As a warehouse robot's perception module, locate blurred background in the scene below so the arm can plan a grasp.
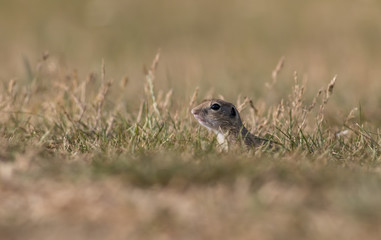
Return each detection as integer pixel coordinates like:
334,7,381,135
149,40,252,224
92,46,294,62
1,0,380,121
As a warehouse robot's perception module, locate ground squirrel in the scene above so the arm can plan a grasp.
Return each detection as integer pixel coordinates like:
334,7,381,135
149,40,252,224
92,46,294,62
191,99,272,150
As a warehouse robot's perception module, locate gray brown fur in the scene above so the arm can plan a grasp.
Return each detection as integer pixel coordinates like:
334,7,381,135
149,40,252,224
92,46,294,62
191,99,270,149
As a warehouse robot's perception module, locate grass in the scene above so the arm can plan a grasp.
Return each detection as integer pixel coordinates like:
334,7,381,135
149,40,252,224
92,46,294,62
1,1,381,239
0,51,380,240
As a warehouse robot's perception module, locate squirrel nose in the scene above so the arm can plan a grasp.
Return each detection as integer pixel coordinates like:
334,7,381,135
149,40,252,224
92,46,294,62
191,108,198,115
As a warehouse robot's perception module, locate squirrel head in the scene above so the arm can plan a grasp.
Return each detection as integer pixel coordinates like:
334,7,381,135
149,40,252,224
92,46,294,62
191,99,243,133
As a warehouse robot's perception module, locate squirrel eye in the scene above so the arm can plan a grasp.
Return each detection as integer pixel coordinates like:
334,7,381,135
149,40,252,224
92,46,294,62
210,103,221,110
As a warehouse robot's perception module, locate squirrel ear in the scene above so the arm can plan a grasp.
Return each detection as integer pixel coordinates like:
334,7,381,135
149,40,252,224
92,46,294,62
230,107,236,117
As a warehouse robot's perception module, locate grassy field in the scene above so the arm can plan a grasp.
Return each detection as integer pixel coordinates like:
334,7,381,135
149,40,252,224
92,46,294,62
1,1,381,239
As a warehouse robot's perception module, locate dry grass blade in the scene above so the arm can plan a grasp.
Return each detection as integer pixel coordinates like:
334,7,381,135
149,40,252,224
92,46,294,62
151,49,161,72
162,89,173,110
95,61,113,129
318,75,338,123
188,87,199,110
266,56,285,88
101,59,106,85
237,97,258,115
145,50,161,119
325,75,337,104
345,107,358,124
237,96,250,112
